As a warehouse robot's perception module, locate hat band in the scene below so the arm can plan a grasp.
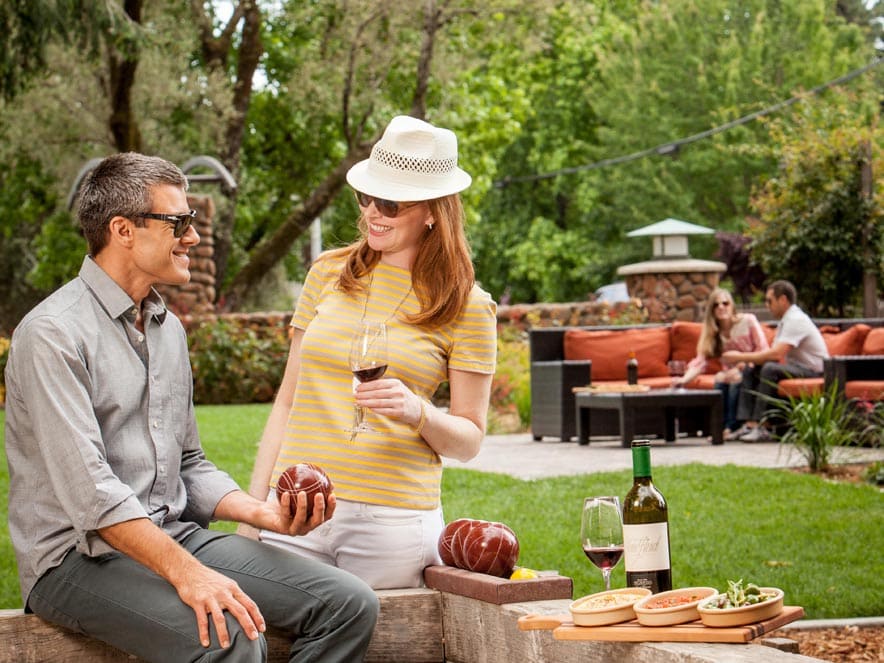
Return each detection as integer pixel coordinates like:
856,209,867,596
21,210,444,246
372,146,458,176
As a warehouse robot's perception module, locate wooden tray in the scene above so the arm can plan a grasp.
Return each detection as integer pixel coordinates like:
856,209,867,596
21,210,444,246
572,384,651,394
518,605,804,643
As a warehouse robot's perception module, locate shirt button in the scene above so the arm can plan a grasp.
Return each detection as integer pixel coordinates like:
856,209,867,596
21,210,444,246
153,421,159,428
131,308,138,316
137,335,144,343
158,465,166,474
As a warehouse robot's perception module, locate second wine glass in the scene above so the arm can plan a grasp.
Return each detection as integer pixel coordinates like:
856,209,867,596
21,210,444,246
348,320,389,439
580,496,624,591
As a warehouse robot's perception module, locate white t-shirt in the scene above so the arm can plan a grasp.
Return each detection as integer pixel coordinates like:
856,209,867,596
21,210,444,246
774,305,829,373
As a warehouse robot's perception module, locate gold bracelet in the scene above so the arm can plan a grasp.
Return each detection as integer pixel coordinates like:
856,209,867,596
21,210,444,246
415,399,428,435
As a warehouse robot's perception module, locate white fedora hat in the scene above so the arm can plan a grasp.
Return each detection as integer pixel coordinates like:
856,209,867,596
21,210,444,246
346,115,472,202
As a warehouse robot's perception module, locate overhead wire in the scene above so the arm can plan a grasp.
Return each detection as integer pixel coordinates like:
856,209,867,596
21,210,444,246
493,56,883,188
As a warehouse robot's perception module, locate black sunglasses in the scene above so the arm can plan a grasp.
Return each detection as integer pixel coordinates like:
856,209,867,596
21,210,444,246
353,191,419,218
137,209,197,238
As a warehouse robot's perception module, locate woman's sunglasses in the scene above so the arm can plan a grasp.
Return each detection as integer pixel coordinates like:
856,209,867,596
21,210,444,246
353,191,419,218
138,209,197,238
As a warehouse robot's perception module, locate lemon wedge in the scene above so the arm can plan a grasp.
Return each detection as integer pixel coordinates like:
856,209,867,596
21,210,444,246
510,567,538,580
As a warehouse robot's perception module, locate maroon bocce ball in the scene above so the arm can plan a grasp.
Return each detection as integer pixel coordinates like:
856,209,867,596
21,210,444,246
449,519,488,569
438,518,474,566
276,463,334,519
459,522,520,578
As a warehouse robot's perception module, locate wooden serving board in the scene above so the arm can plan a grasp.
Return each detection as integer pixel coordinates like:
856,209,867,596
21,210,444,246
572,384,651,394
518,606,804,643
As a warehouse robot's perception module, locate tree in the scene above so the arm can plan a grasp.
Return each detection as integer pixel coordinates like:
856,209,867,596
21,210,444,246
218,0,536,309
748,90,882,316
472,0,877,303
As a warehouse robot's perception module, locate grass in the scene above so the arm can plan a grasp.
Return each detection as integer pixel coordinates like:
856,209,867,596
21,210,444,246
2,405,882,619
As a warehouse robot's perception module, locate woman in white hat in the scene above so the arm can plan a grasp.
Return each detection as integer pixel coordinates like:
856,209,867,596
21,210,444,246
243,116,498,588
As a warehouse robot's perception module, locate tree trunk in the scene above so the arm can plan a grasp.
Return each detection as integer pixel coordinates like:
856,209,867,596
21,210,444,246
197,1,264,296
108,0,144,153
859,139,878,317
219,149,370,311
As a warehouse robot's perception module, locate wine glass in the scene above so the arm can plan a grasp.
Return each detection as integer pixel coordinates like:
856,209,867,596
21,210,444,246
580,496,624,591
348,320,388,439
668,360,687,389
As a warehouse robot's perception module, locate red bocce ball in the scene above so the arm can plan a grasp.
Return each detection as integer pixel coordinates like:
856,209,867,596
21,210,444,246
276,463,334,519
438,518,520,578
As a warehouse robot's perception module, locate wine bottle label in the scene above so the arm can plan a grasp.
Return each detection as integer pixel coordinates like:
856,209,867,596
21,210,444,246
623,522,670,571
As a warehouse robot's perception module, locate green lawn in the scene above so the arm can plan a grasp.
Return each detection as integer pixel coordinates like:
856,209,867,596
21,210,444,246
2,405,882,619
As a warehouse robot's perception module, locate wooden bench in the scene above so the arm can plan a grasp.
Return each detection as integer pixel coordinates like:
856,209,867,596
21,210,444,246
0,588,443,663
0,567,816,662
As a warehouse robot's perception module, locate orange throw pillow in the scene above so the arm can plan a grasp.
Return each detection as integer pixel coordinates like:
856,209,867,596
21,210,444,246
862,327,884,355
821,324,870,357
670,321,701,362
564,327,671,380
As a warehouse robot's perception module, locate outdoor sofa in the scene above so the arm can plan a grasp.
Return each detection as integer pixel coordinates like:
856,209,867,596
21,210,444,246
529,319,884,442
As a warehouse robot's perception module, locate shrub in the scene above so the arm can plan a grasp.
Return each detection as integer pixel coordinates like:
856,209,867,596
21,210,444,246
765,381,855,472
188,317,290,404
489,326,530,433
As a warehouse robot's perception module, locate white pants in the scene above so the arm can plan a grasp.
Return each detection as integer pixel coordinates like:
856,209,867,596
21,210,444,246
260,498,444,589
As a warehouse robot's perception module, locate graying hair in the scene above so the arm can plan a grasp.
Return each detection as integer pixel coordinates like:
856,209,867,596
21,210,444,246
76,152,187,255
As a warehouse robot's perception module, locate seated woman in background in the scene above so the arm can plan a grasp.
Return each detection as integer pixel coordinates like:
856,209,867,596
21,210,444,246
674,288,769,440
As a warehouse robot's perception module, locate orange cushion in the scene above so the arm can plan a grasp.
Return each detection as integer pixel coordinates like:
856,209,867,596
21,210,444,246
669,321,722,374
778,378,824,398
821,324,871,357
670,321,701,362
564,327,671,380
862,328,884,355
845,381,884,400
687,374,716,390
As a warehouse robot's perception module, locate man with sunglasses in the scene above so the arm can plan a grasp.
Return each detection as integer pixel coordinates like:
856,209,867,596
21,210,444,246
722,280,828,442
4,152,378,662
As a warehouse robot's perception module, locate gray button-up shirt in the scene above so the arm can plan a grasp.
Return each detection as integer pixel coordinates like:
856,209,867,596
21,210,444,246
4,257,239,603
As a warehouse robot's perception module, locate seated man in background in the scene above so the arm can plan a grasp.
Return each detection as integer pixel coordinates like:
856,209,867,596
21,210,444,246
4,152,378,662
722,280,828,442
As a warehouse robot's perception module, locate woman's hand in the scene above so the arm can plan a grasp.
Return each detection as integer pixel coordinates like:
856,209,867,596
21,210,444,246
354,378,423,427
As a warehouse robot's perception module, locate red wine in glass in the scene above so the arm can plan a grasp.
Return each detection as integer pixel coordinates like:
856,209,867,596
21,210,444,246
348,321,388,438
353,365,388,383
580,496,624,591
583,545,625,571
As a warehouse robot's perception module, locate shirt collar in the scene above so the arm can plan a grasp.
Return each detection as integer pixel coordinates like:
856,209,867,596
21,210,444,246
78,256,168,324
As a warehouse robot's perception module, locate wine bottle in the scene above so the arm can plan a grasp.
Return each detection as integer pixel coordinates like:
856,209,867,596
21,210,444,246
623,439,672,593
626,351,638,385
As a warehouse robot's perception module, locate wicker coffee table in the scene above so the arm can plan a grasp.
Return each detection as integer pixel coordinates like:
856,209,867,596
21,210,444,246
574,388,724,446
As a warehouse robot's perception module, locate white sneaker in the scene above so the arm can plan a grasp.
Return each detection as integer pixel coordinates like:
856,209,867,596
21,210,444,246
740,426,771,443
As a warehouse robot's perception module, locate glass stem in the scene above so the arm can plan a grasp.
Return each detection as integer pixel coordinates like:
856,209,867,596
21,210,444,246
350,404,364,441
602,568,612,591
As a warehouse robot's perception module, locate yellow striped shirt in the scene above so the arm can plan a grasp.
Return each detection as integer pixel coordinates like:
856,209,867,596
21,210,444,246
272,255,497,510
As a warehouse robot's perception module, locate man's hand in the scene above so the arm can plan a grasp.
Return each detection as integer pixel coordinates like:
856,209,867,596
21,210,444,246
98,518,265,649
260,490,337,536
174,561,265,648
217,489,336,539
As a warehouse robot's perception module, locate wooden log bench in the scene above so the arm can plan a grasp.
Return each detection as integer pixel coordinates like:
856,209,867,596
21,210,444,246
0,566,819,662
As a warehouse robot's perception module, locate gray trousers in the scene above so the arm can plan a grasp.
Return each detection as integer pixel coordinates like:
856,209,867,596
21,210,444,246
28,528,379,663
737,361,822,423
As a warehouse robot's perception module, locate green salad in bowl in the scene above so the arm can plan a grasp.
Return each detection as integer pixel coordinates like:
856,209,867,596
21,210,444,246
702,579,778,609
